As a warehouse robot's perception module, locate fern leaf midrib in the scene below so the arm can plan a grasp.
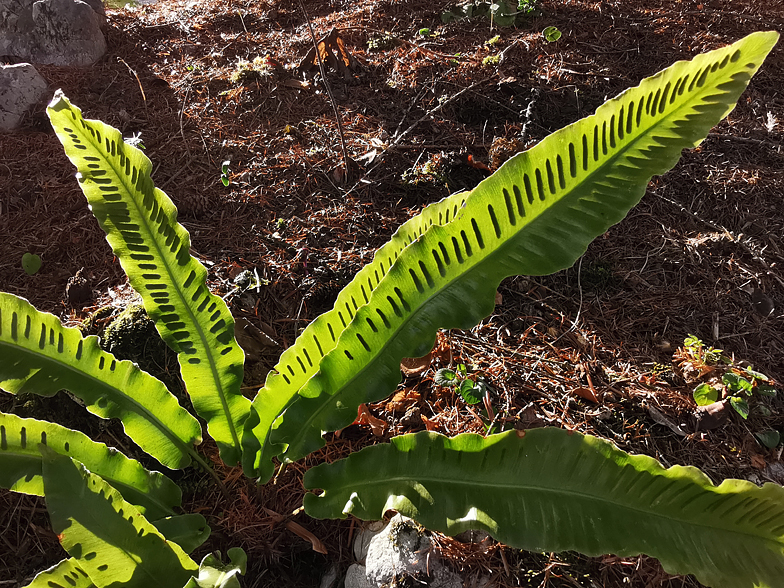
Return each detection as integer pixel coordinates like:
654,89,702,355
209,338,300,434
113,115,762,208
88,129,242,453
0,339,197,463
324,473,780,543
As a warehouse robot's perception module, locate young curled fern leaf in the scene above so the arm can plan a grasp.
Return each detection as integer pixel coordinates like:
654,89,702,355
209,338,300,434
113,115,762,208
0,293,201,470
241,190,469,480
304,428,784,588
47,94,250,465
268,31,779,465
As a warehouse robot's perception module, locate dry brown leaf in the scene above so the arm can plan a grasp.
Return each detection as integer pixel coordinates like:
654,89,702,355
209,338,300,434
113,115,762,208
285,520,328,554
401,352,432,377
355,404,387,436
421,414,439,431
571,386,599,403
281,78,311,89
692,399,729,431
262,508,327,554
751,453,767,470
387,389,420,412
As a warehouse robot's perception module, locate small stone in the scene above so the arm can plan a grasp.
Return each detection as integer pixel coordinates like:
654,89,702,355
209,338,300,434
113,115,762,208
362,514,462,588
344,564,374,588
353,521,385,562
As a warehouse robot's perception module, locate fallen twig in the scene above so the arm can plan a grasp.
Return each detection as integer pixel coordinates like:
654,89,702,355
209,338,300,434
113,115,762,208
297,0,351,180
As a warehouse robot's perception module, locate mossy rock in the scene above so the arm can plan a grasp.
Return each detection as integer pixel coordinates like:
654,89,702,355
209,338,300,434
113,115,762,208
100,304,187,405
79,305,115,337
102,303,160,357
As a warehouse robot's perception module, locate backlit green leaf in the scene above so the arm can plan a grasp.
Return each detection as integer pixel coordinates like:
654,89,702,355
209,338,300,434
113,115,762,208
0,293,201,469
21,559,95,588
0,413,183,520
543,26,561,42
304,428,784,588
42,447,198,588
266,32,779,467
47,94,250,465
693,382,719,406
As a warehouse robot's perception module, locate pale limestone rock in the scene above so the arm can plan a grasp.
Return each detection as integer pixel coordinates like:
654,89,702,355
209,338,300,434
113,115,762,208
0,62,47,131
345,514,462,588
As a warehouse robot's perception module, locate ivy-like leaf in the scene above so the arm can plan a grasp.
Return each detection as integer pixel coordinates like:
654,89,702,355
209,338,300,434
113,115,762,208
730,396,750,419
693,382,719,406
724,372,753,395
434,368,457,386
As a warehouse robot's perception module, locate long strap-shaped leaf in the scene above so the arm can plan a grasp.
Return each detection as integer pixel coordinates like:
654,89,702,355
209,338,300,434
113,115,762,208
267,32,779,465
241,190,468,480
0,415,209,553
47,94,249,465
0,293,201,469
22,559,95,588
0,412,181,520
304,428,784,588
42,447,198,588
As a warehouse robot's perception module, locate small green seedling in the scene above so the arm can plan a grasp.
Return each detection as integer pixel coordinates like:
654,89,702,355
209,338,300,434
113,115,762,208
486,35,501,45
434,363,491,405
418,28,432,37
21,253,42,276
517,0,539,15
543,26,562,42
221,160,231,187
441,0,517,27
681,335,778,428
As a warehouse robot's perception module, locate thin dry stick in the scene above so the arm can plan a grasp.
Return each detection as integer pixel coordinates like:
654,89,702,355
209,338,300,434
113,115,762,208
297,0,350,178
117,58,146,104
346,76,495,195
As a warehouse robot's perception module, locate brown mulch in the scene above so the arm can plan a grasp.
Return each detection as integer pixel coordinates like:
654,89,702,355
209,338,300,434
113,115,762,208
2,0,784,586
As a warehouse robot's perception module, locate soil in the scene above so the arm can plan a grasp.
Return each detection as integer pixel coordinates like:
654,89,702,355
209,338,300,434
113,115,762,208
2,0,784,587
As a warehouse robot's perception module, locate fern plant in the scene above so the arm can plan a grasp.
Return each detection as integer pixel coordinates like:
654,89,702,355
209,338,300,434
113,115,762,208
1,31,783,588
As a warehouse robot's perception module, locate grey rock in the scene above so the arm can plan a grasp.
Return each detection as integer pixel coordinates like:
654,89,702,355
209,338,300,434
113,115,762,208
353,521,386,562
350,514,462,588
319,563,339,588
0,0,106,66
0,62,47,130
344,564,374,588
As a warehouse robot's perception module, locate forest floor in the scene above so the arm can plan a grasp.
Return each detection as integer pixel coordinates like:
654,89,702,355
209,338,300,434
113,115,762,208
2,0,784,586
